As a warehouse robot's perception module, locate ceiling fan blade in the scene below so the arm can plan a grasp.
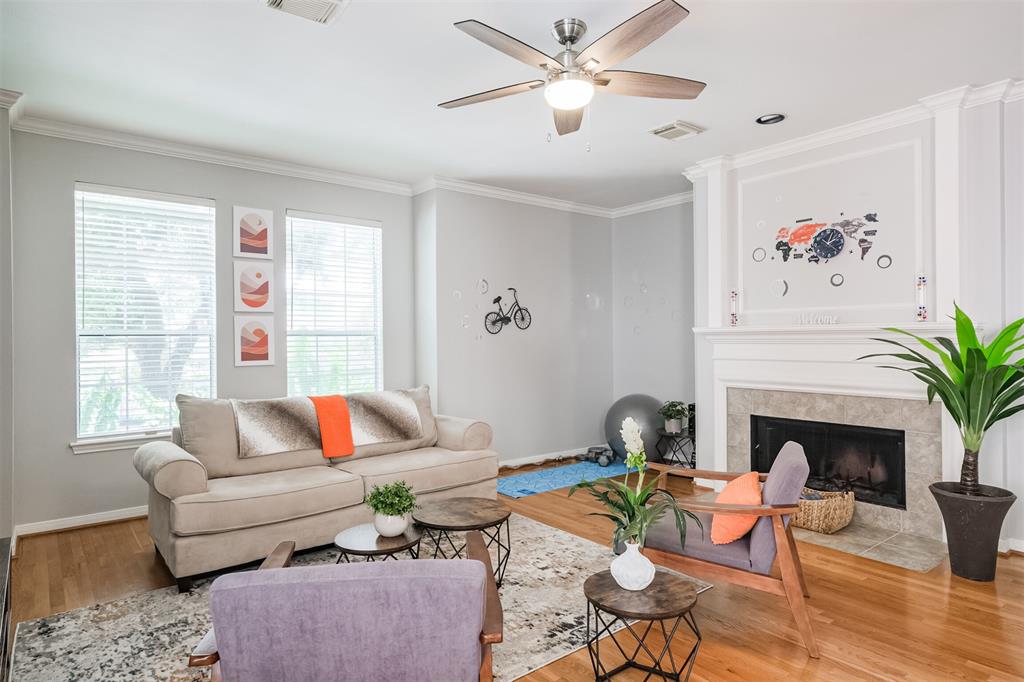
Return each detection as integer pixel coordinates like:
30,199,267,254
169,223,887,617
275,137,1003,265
576,0,689,73
595,70,706,99
438,80,544,109
553,108,584,136
455,20,562,71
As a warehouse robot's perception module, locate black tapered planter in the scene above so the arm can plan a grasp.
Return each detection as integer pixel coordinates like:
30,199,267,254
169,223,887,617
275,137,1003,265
930,482,1016,581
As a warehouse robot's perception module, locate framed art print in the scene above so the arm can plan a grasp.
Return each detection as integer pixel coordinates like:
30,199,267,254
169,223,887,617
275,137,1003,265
233,206,273,259
234,315,274,366
233,260,274,312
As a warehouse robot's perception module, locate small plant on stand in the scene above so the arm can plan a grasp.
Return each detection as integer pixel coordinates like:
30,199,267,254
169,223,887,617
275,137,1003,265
570,417,702,591
366,481,417,538
658,401,688,434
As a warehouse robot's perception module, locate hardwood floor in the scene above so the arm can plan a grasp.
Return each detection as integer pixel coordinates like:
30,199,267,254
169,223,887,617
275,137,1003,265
10,461,1024,680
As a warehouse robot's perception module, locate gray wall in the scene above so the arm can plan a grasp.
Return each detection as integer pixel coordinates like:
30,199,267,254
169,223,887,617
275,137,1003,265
10,131,415,526
611,203,695,404
428,189,614,461
0,107,11,536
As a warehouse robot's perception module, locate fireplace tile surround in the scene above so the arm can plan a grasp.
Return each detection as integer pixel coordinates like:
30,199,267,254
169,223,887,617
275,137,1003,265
726,387,943,540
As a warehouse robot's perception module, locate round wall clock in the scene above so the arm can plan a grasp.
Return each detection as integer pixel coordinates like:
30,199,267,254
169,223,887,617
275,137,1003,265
811,227,845,259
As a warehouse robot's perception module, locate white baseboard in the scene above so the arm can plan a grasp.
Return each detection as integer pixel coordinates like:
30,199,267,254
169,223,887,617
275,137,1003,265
500,445,605,469
999,537,1024,554
12,504,148,554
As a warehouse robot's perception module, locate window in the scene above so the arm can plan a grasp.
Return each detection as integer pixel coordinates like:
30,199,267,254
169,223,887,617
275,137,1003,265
286,211,383,396
75,185,216,439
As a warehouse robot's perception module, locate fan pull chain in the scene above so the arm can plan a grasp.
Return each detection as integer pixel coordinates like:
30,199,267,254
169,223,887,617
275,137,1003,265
585,105,592,152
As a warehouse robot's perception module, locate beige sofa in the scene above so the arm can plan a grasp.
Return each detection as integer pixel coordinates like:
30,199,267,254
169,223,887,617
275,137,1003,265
132,386,498,590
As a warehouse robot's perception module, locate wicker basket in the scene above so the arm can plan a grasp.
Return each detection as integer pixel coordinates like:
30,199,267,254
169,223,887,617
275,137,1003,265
792,487,855,534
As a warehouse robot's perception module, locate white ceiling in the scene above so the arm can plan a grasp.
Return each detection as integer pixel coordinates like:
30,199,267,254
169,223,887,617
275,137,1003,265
1,1,1022,207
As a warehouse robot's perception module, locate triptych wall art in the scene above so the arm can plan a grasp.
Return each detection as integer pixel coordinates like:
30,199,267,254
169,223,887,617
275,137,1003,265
232,206,275,366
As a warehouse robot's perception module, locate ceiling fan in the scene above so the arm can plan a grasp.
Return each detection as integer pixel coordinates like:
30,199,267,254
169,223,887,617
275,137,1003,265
438,0,706,136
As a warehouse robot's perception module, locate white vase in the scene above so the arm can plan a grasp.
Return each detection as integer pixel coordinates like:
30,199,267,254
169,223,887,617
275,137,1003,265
373,513,409,537
610,542,656,591
664,418,683,434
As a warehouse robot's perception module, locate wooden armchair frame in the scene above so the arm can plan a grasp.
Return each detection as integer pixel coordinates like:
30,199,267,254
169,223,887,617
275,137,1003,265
187,532,504,681
644,464,818,658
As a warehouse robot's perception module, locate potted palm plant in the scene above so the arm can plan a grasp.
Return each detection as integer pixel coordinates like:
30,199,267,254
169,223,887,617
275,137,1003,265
570,417,702,590
861,305,1021,580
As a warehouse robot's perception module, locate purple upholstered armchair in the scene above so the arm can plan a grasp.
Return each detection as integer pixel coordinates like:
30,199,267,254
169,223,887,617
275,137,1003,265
644,441,817,657
188,531,503,682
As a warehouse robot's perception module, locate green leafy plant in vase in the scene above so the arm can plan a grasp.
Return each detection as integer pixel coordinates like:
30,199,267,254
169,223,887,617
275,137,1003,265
860,304,1021,580
658,400,688,434
570,417,702,590
366,481,417,538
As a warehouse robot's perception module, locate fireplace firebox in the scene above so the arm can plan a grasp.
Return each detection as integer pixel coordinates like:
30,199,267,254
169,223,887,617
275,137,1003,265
750,415,906,510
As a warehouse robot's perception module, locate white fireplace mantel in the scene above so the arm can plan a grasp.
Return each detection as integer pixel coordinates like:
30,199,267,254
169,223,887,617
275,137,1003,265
693,322,964,489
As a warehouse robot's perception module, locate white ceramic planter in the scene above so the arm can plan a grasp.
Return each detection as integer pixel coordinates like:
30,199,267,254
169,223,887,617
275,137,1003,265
664,418,683,434
373,513,410,537
610,542,656,591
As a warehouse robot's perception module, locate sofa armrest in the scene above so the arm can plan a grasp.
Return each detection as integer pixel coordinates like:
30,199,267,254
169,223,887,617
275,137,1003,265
435,415,493,451
133,441,208,499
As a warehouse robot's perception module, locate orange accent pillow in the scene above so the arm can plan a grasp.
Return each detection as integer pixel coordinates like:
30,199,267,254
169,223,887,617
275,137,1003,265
710,472,762,545
309,395,355,459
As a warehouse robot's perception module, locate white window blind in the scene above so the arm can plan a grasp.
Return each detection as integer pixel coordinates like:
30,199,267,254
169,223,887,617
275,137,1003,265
75,185,216,439
286,212,383,396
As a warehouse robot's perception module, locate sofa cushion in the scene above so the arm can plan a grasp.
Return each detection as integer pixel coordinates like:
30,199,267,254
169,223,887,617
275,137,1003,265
335,447,498,496
171,466,364,536
341,385,439,461
177,395,325,478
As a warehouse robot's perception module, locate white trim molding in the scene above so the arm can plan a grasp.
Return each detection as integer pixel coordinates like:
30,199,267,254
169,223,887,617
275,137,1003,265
12,504,148,554
414,177,692,220
13,116,415,196
499,445,604,469
0,89,22,110
70,430,171,455
417,176,614,218
610,192,693,219
685,80,1023,174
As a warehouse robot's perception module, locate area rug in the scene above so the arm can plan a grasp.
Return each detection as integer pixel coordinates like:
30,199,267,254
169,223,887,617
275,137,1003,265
11,513,710,681
498,460,634,498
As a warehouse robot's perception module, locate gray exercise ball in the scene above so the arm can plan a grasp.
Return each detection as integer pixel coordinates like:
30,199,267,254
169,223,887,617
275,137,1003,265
604,394,662,461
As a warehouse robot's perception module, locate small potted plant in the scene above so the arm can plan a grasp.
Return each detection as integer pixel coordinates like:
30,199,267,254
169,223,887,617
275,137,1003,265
570,417,702,590
861,305,1021,581
366,481,417,537
658,401,688,434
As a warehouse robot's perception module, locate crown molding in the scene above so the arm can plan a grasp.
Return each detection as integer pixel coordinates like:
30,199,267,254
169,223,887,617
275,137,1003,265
684,79,1023,176
610,192,693,219
1007,81,1024,103
0,90,22,110
728,105,931,170
12,116,415,196
417,176,614,218
919,85,971,112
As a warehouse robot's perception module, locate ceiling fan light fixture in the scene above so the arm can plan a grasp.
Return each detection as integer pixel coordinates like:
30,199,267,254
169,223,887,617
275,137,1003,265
544,72,594,111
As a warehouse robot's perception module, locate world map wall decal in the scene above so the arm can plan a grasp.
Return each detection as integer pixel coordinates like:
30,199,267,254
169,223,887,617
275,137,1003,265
763,211,889,275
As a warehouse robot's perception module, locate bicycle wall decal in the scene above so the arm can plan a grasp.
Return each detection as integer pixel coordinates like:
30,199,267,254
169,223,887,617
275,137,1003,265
484,287,532,334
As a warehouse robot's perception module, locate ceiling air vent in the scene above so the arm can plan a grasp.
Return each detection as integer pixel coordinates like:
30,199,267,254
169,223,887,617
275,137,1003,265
264,0,349,25
649,120,705,141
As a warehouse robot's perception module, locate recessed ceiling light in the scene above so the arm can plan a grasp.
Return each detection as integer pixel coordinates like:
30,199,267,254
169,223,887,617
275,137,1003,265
756,113,786,125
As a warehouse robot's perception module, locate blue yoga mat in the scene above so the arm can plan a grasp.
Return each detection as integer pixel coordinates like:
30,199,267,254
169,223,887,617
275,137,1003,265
497,460,636,498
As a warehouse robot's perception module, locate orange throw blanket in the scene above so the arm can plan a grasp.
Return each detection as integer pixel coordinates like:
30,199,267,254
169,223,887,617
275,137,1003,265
309,395,355,459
